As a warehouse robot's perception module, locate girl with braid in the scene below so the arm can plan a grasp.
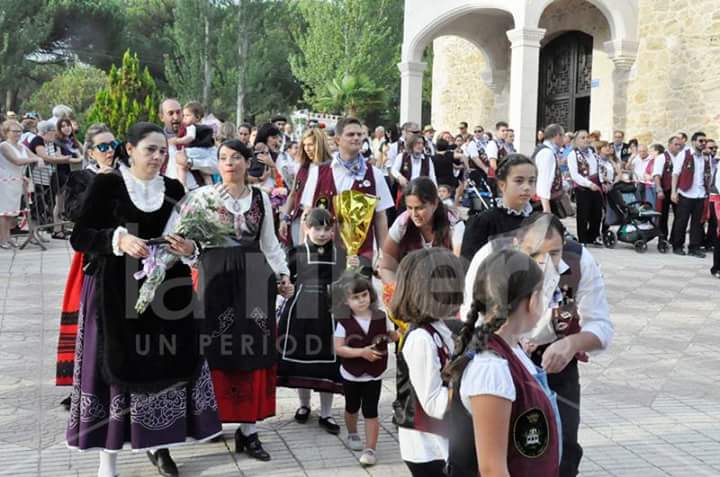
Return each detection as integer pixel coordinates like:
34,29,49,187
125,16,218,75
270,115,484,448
445,249,560,477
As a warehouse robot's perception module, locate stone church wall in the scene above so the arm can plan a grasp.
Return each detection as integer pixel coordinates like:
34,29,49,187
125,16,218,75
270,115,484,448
625,0,720,144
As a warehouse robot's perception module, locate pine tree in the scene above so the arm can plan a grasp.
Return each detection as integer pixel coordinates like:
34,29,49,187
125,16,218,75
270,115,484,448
86,50,160,138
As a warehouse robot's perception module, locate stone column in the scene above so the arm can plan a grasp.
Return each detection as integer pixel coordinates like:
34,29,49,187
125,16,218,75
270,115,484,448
398,61,427,126
506,28,546,155
605,40,639,133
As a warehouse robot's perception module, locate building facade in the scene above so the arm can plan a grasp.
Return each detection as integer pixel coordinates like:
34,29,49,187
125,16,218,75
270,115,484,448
400,0,720,153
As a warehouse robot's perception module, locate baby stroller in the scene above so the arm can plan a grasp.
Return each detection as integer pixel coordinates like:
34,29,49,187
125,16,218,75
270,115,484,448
462,170,496,216
603,181,669,253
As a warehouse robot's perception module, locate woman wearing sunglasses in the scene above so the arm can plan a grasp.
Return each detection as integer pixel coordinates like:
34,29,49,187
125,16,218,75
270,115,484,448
55,123,120,406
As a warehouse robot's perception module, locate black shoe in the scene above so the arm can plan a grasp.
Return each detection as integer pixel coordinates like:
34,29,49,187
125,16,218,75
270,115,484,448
235,430,271,461
60,395,71,411
673,248,686,256
294,405,311,423
712,271,720,279
146,449,178,477
318,416,341,435
591,239,604,248
688,249,706,258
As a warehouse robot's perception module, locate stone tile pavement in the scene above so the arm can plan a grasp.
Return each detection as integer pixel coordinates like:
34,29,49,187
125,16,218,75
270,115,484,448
0,228,719,476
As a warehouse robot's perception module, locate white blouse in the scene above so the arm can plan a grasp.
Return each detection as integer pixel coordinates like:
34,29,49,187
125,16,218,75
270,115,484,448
120,166,165,213
201,185,289,276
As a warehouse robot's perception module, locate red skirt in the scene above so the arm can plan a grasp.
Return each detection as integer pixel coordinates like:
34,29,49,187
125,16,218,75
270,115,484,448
56,252,84,386
211,367,277,423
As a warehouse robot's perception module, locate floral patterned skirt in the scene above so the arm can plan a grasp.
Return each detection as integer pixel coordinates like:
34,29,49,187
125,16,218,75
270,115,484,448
66,274,222,451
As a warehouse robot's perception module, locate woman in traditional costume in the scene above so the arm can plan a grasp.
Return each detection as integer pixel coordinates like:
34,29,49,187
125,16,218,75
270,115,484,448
66,122,221,477
56,124,119,405
194,139,293,462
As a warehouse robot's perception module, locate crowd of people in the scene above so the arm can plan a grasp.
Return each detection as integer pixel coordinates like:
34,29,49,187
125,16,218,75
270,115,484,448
1,97,717,477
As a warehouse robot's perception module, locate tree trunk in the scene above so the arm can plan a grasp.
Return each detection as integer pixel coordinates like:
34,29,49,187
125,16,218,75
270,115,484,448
235,15,250,125
5,89,17,112
202,15,212,108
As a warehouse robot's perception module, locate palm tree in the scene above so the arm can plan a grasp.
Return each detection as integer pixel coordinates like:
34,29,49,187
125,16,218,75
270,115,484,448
316,73,385,118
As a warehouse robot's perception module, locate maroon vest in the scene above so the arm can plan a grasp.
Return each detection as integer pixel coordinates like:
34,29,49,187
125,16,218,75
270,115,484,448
677,149,711,194
573,148,600,188
660,152,673,191
487,335,560,476
338,310,389,378
408,323,450,436
397,213,452,256
399,152,430,182
292,161,378,259
289,161,335,220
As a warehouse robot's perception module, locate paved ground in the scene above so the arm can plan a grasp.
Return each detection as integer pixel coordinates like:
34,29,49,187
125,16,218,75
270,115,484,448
0,225,719,477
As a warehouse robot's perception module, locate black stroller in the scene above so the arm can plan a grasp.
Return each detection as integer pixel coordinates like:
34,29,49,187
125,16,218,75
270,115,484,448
603,181,669,253
462,170,496,216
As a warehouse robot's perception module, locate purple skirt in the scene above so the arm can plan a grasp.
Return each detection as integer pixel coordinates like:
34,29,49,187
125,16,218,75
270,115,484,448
66,274,222,451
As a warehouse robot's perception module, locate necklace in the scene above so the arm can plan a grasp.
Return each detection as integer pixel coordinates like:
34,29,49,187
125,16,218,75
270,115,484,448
225,184,250,213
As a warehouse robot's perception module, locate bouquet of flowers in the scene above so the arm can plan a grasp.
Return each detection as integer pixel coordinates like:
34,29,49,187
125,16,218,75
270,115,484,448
134,188,233,314
270,186,288,210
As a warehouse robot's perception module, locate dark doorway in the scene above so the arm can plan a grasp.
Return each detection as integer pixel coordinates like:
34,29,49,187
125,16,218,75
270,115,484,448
537,31,593,131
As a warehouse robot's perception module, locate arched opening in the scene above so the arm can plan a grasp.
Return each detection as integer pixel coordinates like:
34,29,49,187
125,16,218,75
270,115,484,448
537,31,594,131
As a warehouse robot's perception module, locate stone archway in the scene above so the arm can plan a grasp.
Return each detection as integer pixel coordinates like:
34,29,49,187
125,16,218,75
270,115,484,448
537,31,594,131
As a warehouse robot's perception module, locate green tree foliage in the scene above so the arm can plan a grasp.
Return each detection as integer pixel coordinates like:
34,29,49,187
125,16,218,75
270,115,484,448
0,0,54,109
22,66,108,120
164,0,216,106
86,50,160,138
291,0,403,119
317,74,385,117
210,0,302,123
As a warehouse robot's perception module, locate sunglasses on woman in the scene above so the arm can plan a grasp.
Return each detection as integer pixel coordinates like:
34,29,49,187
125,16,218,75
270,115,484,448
94,140,121,153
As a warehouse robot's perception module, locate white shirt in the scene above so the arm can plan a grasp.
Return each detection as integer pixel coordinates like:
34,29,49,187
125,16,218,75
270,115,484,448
485,140,504,160
460,344,537,412
398,321,454,463
463,140,482,160
535,141,558,200
673,149,708,199
652,151,676,178
189,185,289,276
598,157,615,185
334,316,394,382
331,155,394,212
567,148,598,188
388,210,464,251
390,153,437,184
632,156,653,185
165,137,200,190
461,242,614,351
713,165,720,195
387,140,404,164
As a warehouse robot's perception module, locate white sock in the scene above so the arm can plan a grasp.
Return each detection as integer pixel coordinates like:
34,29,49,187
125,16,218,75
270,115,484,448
298,388,311,408
319,392,333,418
97,451,117,477
240,422,257,436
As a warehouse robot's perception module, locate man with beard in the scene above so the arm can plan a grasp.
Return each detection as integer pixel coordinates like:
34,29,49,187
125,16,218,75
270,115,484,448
159,97,217,190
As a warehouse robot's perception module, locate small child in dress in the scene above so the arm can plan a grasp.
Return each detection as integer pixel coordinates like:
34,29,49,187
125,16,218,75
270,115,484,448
333,273,398,467
169,101,216,187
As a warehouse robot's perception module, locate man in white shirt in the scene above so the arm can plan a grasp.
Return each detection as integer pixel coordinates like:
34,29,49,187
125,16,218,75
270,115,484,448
653,136,683,240
159,97,217,191
567,130,603,246
485,121,509,174
332,117,393,267
461,213,613,477
506,128,517,154
671,131,711,257
387,122,420,165
535,124,565,215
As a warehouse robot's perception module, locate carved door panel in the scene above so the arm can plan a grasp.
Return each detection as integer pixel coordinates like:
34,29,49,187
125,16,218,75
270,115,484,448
538,32,593,131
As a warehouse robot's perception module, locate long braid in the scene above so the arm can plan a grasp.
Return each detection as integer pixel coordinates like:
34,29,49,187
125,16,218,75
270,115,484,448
442,300,482,383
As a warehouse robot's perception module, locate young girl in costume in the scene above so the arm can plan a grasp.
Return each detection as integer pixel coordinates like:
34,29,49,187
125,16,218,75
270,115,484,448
392,248,465,476
278,207,347,434
460,154,536,261
334,273,397,467
445,249,560,477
